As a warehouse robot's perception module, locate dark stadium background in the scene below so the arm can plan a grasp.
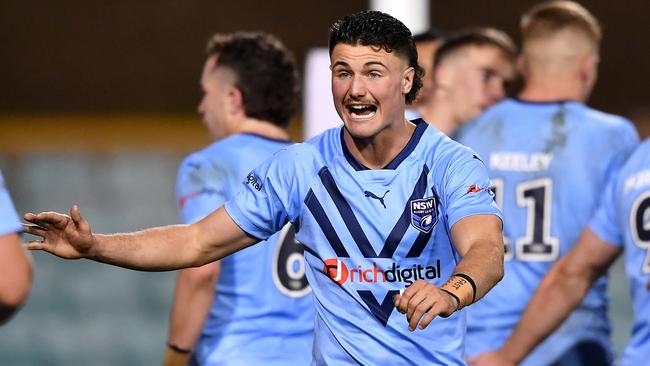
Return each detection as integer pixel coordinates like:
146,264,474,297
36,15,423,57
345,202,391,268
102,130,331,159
0,1,644,364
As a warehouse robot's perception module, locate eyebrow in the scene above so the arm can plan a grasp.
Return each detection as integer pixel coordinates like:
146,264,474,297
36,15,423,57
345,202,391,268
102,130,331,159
331,60,388,69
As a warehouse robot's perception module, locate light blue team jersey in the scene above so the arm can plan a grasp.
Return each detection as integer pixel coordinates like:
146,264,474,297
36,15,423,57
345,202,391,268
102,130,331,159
0,170,22,236
176,133,314,366
225,119,501,365
589,138,650,366
457,99,639,364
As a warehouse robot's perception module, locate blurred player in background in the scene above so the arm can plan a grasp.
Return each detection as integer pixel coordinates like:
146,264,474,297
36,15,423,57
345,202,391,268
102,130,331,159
457,1,639,365
423,27,516,137
0,170,32,325
405,28,445,120
467,138,650,365
163,32,314,366
24,11,504,365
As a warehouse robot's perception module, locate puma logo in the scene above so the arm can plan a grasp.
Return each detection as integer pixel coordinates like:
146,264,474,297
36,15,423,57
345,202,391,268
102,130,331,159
364,190,390,209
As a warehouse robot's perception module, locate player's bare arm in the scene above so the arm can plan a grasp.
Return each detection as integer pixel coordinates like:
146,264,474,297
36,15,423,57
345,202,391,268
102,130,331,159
0,232,32,325
163,261,221,366
467,228,621,366
394,214,504,331
24,205,257,271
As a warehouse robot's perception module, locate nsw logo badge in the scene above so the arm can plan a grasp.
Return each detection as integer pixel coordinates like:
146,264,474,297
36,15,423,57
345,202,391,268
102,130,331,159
410,197,438,233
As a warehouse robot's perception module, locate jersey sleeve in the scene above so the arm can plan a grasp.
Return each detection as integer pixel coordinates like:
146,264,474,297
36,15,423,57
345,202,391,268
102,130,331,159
443,149,502,228
0,171,22,236
176,153,232,224
225,146,310,241
588,169,623,247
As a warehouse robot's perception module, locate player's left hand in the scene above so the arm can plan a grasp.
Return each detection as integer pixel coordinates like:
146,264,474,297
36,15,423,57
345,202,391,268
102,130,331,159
467,350,516,366
393,279,458,331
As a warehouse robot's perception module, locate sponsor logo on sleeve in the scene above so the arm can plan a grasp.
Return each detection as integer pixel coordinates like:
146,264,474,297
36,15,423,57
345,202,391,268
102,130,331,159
246,172,262,191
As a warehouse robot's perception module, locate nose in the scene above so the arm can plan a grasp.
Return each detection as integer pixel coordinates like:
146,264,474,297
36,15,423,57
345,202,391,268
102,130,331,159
349,75,367,99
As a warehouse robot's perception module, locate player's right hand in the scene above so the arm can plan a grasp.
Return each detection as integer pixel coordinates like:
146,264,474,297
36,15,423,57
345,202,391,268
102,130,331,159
23,205,96,260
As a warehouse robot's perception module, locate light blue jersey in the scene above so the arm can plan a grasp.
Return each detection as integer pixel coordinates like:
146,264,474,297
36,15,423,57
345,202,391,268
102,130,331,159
225,119,501,365
177,133,314,366
457,99,639,365
589,138,650,366
0,170,21,236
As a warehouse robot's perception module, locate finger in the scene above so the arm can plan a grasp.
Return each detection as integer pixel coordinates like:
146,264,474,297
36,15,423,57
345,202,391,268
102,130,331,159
409,296,434,331
418,301,447,330
24,213,53,230
34,211,71,230
393,293,402,310
70,205,90,232
397,281,424,313
22,223,48,238
406,289,428,321
26,240,46,251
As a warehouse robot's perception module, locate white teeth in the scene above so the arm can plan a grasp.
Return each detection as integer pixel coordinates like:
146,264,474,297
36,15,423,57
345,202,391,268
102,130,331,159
350,110,376,120
350,105,369,110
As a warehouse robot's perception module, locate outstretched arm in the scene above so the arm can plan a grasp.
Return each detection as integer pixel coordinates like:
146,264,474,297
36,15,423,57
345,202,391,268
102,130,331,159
394,214,504,331
0,232,32,325
467,228,621,366
24,205,257,271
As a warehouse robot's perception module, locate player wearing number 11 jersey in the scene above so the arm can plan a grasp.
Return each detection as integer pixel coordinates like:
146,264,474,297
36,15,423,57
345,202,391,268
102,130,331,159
457,2,639,365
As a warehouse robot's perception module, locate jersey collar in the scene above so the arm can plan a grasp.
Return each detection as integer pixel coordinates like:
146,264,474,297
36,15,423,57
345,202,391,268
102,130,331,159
340,118,428,171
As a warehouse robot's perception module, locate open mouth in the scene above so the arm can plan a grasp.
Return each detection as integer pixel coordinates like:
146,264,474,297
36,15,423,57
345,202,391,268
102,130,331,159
347,104,377,119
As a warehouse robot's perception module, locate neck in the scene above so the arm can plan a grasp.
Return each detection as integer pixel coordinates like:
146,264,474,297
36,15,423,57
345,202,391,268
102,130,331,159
418,92,461,136
343,118,415,169
518,74,588,103
233,117,290,141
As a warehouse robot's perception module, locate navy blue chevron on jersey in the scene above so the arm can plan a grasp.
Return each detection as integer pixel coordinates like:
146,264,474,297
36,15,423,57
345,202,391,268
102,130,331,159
589,138,650,366
457,98,639,365
225,119,501,365
177,133,314,366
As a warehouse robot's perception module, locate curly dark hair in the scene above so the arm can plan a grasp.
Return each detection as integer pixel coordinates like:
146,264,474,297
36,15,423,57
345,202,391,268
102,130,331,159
328,10,423,105
206,32,299,127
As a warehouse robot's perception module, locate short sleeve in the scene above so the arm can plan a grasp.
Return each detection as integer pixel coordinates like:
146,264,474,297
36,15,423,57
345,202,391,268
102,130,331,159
0,171,22,236
588,172,622,247
443,150,502,228
225,146,312,241
176,154,233,224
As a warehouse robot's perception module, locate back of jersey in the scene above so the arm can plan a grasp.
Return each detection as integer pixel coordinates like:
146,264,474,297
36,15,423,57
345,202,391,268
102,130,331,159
457,99,638,362
176,133,314,366
589,138,650,366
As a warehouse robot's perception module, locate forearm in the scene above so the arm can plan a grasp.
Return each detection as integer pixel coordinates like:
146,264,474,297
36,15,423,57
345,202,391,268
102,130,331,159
167,263,220,348
498,228,620,363
449,237,503,302
499,258,590,362
90,224,203,271
446,214,504,308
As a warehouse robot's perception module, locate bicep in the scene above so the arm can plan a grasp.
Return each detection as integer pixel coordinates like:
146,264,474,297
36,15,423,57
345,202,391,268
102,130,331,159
192,207,259,266
450,214,503,256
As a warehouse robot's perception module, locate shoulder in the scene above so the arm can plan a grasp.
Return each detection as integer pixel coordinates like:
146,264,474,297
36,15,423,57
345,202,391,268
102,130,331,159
420,124,482,167
575,105,637,135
